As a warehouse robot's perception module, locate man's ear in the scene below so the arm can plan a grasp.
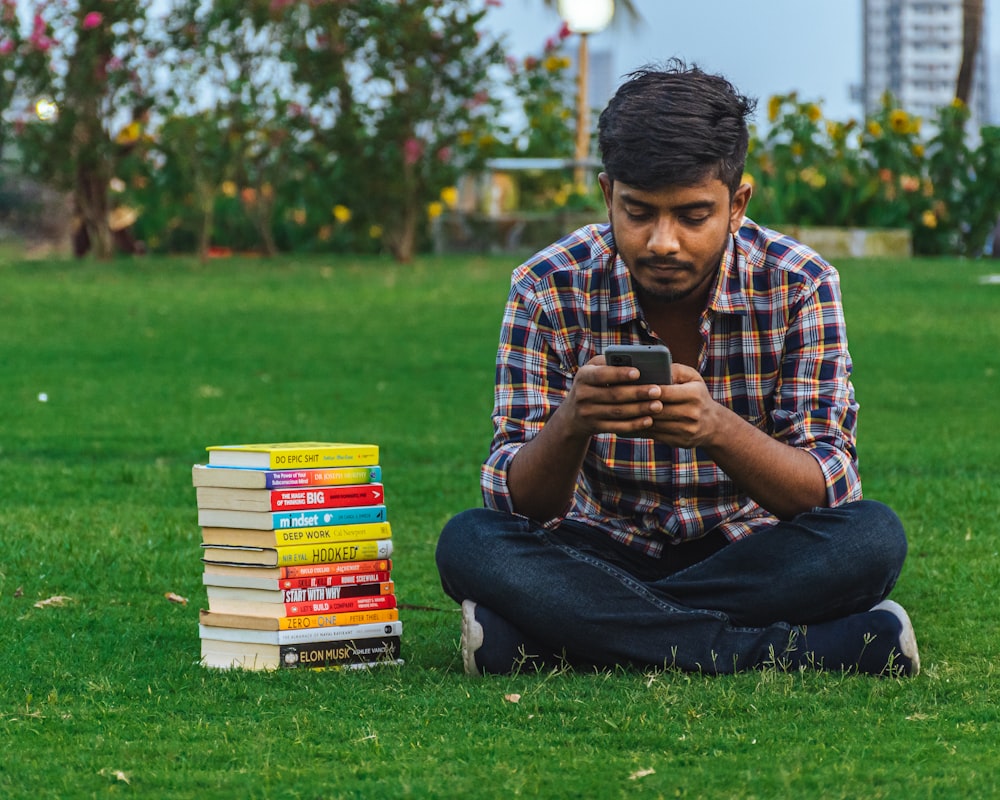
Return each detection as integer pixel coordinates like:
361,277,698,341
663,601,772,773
729,181,752,234
598,173,614,218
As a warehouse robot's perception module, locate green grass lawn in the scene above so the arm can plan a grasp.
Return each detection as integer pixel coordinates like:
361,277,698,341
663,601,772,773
0,250,998,798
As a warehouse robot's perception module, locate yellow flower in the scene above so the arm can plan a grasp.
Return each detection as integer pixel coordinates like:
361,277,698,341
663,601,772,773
369,224,383,239
804,103,822,123
799,167,826,189
911,143,925,158
457,130,474,146
543,55,565,73
826,121,846,144
889,109,911,135
332,205,352,223
921,210,937,228
427,201,444,220
290,208,307,225
867,120,883,138
440,186,459,209
767,95,782,123
220,180,238,198
741,172,755,188
115,121,142,146
790,142,804,158
317,224,333,242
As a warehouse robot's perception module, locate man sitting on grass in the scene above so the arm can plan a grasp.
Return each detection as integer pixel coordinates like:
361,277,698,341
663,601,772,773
435,60,919,677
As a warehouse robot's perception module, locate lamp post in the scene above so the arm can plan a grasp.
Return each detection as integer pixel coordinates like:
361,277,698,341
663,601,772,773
557,0,615,187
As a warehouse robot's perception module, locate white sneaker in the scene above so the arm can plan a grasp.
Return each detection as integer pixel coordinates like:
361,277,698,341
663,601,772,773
871,599,920,676
460,600,485,676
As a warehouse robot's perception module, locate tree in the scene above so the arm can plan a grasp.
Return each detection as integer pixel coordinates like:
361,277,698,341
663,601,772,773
955,0,984,106
272,0,509,262
2,1,150,259
162,1,301,258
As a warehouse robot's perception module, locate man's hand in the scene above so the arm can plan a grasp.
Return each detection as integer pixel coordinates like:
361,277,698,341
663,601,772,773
559,355,669,438
644,364,722,448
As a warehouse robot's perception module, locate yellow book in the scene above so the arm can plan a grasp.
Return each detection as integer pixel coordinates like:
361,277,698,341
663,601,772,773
206,442,379,470
200,607,399,631
201,538,393,567
201,521,391,548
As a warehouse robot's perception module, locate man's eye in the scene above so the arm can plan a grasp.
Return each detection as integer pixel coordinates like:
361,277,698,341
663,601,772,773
681,216,710,226
624,208,650,220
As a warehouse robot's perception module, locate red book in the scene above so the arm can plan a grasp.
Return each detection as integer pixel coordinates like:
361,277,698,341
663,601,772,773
196,483,384,512
202,559,393,583
206,592,397,618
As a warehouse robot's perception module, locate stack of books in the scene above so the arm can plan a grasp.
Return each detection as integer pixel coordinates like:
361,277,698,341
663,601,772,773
193,442,402,671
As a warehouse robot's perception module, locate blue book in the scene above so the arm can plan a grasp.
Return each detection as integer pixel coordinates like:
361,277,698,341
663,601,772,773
198,505,388,531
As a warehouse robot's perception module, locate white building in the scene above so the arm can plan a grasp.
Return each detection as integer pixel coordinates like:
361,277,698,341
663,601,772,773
862,0,990,126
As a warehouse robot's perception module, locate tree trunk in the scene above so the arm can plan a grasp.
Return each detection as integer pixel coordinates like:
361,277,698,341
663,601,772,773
385,204,418,263
955,0,984,105
75,167,112,260
197,181,215,262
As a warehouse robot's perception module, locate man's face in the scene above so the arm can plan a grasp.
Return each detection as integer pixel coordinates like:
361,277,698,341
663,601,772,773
599,174,751,307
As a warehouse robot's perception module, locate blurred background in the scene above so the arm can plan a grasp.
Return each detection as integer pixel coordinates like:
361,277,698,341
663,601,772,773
1,0,997,262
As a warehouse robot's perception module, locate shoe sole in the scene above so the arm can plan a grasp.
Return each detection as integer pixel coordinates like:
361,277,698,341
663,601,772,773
460,599,484,676
872,599,920,676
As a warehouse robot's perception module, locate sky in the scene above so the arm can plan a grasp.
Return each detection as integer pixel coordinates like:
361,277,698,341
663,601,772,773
482,0,1000,124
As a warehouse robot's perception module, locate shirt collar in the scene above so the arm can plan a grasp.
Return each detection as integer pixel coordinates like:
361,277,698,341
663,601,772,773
605,234,644,327
706,227,752,317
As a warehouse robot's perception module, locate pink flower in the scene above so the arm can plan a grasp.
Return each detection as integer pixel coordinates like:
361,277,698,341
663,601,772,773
403,137,423,166
485,0,502,6
558,21,571,39
0,39,14,56
82,11,103,30
436,146,452,163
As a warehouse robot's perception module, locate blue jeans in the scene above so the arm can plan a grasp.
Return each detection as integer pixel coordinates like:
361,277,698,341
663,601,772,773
435,501,908,673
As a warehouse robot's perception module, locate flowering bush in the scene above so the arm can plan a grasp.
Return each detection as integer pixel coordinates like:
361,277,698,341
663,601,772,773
746,93,1000,256
490,25,604,216
1,0,149,258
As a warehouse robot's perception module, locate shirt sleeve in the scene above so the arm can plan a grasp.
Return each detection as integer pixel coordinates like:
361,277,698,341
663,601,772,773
772,266,862,507
480,272,576,513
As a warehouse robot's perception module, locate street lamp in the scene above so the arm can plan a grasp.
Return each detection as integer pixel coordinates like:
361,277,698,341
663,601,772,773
557,0,615,187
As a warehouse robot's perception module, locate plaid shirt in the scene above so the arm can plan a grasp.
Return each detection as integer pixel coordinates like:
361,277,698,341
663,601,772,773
481,219,862,557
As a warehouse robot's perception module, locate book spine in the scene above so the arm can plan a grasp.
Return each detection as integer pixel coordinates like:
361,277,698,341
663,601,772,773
280,636,401,669
284,594,396,617
280,558,391,579
271,505,387,530
278,570,391,589
265,466,382,488
269,520,391,546
268,484,385,511
275,539,393,566
199,619,402,645
208,443,379,469
280,581,393,603
279,608,399,629
275,621,400,645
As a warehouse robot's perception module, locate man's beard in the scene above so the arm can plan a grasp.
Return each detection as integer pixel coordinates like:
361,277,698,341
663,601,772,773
629,238,729,306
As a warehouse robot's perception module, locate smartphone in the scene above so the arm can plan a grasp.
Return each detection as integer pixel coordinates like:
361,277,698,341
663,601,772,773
604,344,673,385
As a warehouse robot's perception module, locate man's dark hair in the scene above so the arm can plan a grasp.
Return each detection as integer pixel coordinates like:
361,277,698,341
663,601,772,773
597,59,756,195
